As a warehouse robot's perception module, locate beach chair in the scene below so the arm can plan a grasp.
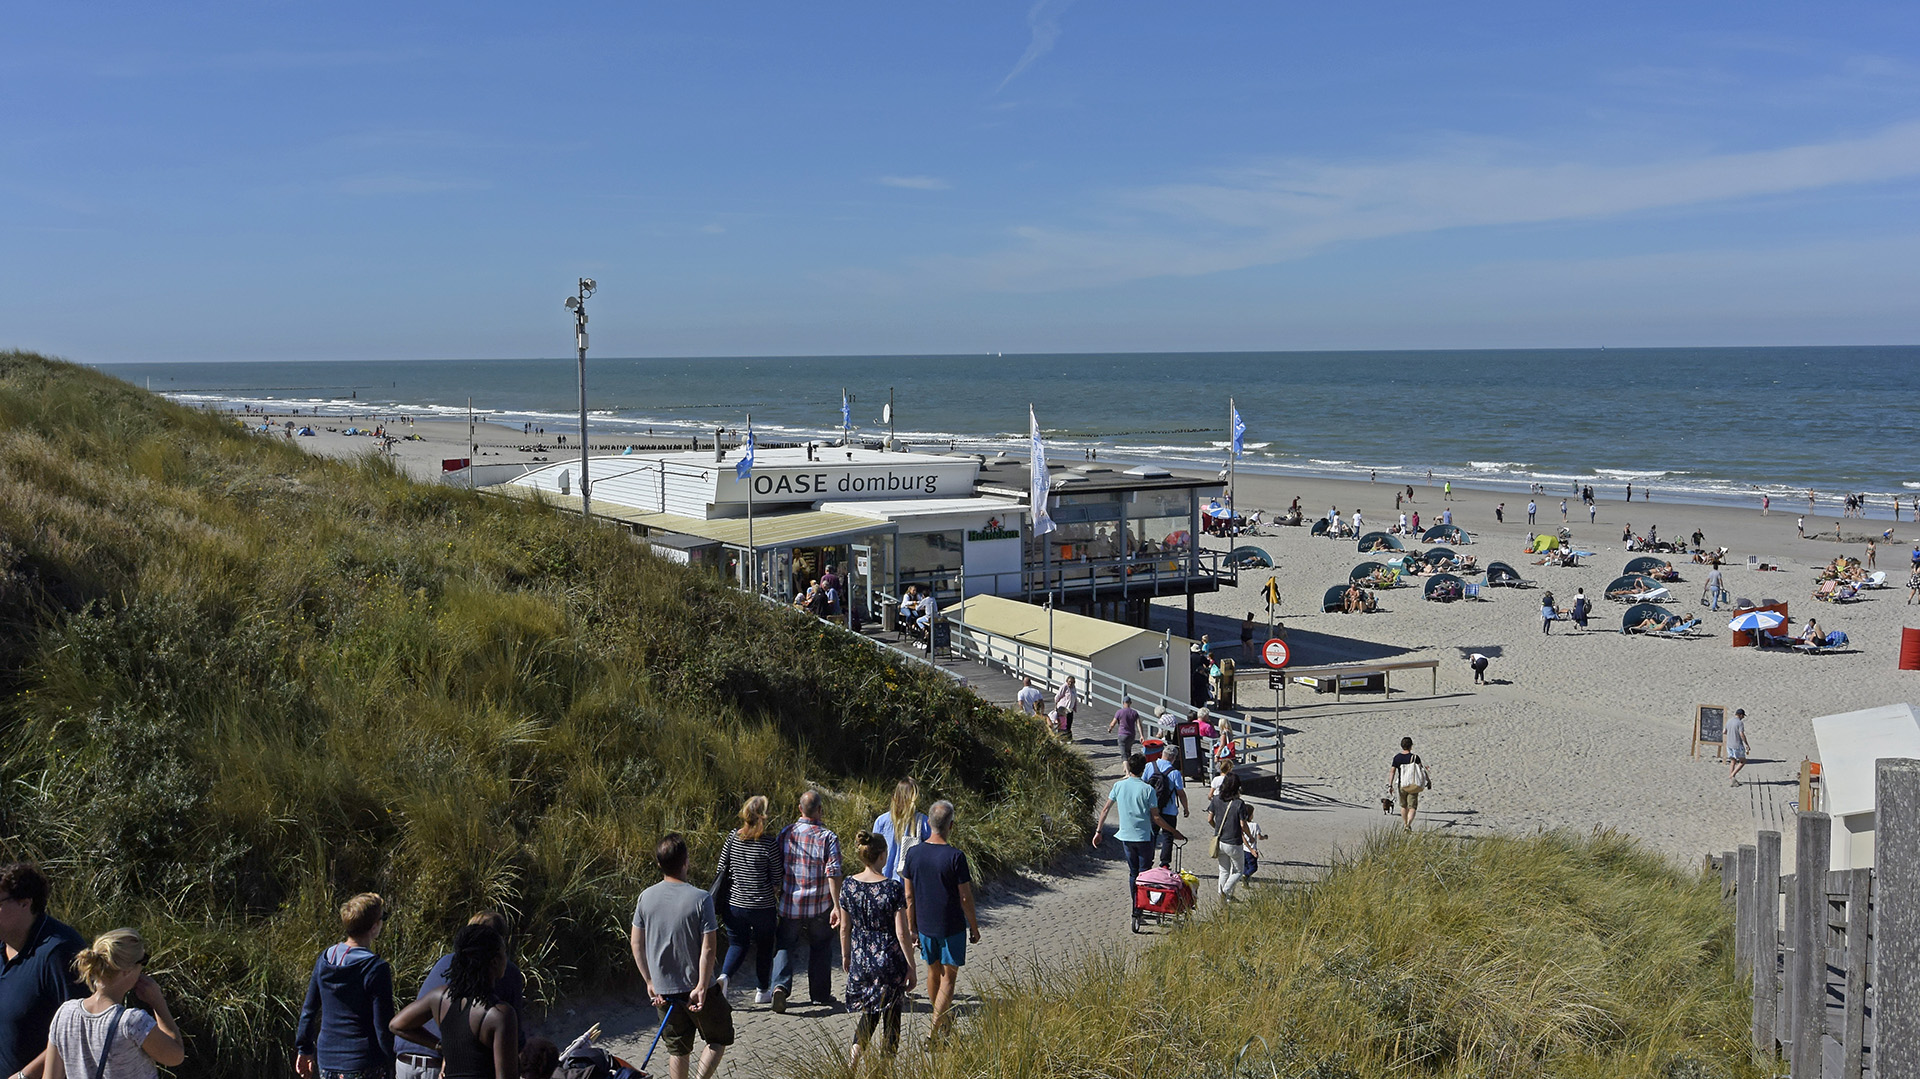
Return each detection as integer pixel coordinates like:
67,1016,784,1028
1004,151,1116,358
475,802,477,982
1864,571,1889,589
1485,561,1534,588
1625,586,1671,604
1650,618,1706,639
1463,581,1484,601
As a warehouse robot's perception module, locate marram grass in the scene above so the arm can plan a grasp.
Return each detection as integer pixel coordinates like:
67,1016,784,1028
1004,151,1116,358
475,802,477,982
0,350,1093,1077
781,830,1764,1079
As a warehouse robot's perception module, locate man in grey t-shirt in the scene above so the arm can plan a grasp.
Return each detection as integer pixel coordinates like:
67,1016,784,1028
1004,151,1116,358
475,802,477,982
630,833,731,1079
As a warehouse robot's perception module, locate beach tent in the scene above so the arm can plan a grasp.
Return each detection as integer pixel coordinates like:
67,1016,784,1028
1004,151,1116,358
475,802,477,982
1605,573,1661,598
1620,602,1671,634
1623,556,1672,575
1350,561,1386,583
1810,703,1920,871
1322,584,1351,613
1530,534,1561,553
1423,573,1465,602
1355,531,1402,553
1485,561,1527,586
1421,524,1470,545
1310,519,1331,537
1226,545,1273,569
1423,547,1457,566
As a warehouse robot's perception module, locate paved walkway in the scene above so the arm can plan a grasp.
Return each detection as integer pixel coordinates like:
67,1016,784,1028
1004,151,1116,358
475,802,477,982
541,654,1382,1076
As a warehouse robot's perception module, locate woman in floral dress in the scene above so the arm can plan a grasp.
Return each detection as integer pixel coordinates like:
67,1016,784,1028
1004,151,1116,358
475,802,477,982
839,831,916,1066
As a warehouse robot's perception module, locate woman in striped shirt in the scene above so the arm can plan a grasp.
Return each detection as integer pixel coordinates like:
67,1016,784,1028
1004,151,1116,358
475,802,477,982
715,795,783,1003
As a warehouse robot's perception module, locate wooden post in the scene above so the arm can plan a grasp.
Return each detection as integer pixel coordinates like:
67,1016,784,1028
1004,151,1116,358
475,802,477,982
1720,849,1737,905
1790,811,1830,1079
1877,758,1920,1078
1843,866,1870,1078
1736,844,1757,971
1781,877,1796,1061
1755,829,1782,1060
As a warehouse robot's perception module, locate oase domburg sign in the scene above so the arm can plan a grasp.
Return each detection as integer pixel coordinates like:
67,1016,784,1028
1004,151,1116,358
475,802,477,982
717,457,979,505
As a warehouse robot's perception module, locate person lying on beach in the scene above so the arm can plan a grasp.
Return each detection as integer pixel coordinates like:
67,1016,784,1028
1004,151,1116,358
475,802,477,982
1631,613,1677,633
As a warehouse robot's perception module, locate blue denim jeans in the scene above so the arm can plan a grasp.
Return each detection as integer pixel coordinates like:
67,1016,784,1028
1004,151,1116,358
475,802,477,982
721,905,777,990
771,910,836,1002
1122,839,1155,892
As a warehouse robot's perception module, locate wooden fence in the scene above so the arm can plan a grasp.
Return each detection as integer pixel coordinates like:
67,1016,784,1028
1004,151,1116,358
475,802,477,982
1717,756,1920,1077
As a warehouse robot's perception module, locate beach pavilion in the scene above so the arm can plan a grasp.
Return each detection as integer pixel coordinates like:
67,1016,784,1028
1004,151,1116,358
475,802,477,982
1810,702,1920,872
487,444,1233,633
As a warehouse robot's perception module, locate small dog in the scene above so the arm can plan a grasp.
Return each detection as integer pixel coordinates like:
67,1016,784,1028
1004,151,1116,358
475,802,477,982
1380,797,1395,814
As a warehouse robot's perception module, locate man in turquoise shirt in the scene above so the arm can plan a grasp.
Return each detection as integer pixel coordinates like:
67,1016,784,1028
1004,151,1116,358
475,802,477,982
1090,754,1182,892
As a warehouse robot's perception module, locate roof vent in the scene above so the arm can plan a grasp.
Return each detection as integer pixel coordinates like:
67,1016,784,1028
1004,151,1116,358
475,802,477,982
1070,465,1113,475
1124,465,1173,478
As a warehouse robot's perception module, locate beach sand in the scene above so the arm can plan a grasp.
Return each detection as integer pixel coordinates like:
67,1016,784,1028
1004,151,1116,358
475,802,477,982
271,413,1916,865
270,413,1916,865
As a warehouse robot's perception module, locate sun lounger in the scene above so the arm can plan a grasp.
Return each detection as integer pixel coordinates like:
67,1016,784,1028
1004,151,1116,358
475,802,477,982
1864,571,1889,589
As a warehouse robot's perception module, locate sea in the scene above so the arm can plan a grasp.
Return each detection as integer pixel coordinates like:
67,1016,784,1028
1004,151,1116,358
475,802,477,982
98,346,1920,514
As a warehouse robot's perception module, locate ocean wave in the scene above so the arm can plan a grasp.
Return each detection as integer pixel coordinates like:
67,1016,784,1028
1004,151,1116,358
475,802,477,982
1468,461,1530,471
1593,468,1670,479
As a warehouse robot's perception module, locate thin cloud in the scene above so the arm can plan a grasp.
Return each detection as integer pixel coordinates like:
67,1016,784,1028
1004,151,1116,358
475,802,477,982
878,175,951,190
997,0,1076,93
332,174,488,196
929,120,1920,290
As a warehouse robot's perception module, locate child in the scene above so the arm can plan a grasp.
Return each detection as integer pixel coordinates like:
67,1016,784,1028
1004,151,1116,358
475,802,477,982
840,831,917,1067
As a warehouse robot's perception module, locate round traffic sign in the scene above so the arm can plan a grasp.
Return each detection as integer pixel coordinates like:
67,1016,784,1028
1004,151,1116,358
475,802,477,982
1261,638,1291,668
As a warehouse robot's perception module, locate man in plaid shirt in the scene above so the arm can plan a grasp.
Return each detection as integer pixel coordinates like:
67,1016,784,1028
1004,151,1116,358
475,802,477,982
769,789,844,1013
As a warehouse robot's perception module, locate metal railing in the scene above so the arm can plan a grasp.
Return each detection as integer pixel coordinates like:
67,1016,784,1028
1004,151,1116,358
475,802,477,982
943,614,1282,780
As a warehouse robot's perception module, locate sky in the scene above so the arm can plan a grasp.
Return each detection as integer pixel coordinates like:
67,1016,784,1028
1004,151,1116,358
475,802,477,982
6,2,1920,361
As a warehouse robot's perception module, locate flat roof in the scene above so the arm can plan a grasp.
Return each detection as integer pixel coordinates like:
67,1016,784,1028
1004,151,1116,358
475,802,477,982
819,497,1025,522
1812,703,1920,817
490,487,893,550
947,594,1193,658
973,458,1223,499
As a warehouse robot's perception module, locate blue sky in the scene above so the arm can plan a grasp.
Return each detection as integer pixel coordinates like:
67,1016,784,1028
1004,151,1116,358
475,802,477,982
6,2,1920,360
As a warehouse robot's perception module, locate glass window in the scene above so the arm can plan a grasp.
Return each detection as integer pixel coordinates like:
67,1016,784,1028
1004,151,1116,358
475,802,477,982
897,529,963,597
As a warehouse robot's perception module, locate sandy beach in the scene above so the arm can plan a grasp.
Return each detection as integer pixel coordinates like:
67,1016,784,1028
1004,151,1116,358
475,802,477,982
277,413,1914,866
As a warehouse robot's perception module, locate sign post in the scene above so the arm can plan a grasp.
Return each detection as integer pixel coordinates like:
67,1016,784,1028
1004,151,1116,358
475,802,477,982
1693,704,1728,759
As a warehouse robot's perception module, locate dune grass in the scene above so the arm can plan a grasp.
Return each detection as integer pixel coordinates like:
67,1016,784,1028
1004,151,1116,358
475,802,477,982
0,350,1094,1077
783,829,1763,1079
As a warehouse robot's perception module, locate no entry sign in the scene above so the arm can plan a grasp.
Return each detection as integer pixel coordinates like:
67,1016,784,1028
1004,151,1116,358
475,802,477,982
1261,638,1291,668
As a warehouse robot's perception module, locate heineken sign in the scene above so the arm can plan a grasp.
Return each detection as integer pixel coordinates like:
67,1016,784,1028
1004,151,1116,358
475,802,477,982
967,517,1020,542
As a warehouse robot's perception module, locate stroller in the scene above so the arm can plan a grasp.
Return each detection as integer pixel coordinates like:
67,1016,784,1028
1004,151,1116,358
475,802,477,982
1131,847,1199,933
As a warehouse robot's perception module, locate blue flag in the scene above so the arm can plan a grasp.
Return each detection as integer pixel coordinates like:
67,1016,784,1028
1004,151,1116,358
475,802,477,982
1231,404,1246,458
736,423,755,481
841,391,851,430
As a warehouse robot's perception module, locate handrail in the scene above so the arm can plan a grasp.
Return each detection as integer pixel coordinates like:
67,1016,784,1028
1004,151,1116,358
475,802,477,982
944,613,1281,780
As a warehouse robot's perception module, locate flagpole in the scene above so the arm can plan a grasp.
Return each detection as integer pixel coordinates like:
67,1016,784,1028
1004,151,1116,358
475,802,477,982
1227,397,1237,528
745,413,757,595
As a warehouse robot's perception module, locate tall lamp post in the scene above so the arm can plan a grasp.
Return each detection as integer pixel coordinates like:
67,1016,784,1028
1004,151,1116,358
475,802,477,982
563,278,596,522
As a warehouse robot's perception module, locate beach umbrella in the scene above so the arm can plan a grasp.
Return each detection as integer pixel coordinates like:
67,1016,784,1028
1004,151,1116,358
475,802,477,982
1727,611,1784,631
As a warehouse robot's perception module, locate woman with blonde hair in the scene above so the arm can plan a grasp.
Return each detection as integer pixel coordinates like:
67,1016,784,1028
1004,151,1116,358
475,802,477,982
45,928,185,1078
714,795,782,1003
869,778,929,882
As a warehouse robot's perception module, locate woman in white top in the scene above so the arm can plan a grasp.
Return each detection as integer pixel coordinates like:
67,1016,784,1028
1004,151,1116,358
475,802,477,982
46,928,185,1079
1054,677,1079,739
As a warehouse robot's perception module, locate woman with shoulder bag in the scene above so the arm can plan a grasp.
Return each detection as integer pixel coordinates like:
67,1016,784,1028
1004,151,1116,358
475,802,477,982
1206,773,1257,902
1388,737,1431,832
715,795,782,1003
46,928,186,1079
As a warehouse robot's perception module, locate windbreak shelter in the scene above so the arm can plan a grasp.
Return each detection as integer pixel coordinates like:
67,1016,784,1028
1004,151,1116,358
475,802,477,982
1424,573,1465,601
1605,573,1662,598
1350,561,1386,582
1486,561,1526,585
1421,524,1470,545
1322,584,1350,612
1624,556,1672,575
1356,531,1402,553
1620,602,1670,633
1424,547,1457,566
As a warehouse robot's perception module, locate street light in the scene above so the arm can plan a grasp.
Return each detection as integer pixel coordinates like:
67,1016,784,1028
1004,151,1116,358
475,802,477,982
564,278,596,521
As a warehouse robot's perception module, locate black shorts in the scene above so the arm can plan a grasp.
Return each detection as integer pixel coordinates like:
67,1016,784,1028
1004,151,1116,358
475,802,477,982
661,988,734,1056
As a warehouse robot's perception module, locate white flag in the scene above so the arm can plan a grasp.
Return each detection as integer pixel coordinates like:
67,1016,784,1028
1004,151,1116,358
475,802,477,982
1030,406,1056,537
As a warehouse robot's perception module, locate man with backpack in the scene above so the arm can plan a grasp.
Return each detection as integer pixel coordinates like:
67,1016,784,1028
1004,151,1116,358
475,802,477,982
1388,737,1432,832
1141,740,1189,868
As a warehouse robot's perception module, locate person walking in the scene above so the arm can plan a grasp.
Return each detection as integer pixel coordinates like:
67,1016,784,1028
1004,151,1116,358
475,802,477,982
838,833,915,1068
1494,503,1503,523
1867,540,1878,569
393,912,527,1079
295,894,396,1079
390,924,519,1079
1908,567,1920,605
1526,500,1537,525
45,928,185,1078
1443,481,1452,501
1141,741,1189,869
1570,589,1589,632
1762,494,1770,516
770,791,843,1013
1054,677,1079,741
1541,597,1556,635
1560,499,1568,523
1797,516,1805,539
1107,694,1141,764
902,802,980,1049
1207,773,1258,903
870,781,930,885
1014,677,1043,716
714,796,783,1005
1702,566,1726,612
1389,738,1431,832
1588,500,1597,524
0,863,85,1079
1239,613,1256,656
1727,709,1751,785
629,834,731,1079
1091,752,1181,894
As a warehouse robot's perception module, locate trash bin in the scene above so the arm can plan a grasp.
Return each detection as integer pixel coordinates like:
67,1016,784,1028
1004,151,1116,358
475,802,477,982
882,603,897,632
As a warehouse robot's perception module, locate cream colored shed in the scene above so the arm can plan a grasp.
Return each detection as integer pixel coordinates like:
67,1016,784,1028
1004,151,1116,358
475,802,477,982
946,595,1195,713
1811,702,1920,872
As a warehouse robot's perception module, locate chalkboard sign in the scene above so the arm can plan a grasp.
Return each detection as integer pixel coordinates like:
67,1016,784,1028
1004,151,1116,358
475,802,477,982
1693,705,1727,758
930,619,952,654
